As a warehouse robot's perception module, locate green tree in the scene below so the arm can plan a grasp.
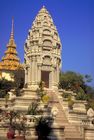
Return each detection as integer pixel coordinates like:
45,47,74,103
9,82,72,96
59,71,85,92
0,78,14,98
59,71,93,93
59,71,94,107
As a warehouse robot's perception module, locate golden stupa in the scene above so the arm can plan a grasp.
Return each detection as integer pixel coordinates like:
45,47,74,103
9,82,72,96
0,18,22,71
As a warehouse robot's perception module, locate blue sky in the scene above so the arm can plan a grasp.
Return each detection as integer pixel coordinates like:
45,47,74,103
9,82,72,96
0,0,94,86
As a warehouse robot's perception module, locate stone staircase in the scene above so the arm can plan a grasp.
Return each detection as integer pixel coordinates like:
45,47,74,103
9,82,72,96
47,90,84,140
6,89,84,140
64,125,84,140
14,88,38,112
0,89,94,139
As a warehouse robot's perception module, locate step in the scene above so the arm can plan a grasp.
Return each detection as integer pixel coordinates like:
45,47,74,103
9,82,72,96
65,138,83,140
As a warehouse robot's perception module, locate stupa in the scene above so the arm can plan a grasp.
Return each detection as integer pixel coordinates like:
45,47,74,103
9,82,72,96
22,6,94,140
24,6,61,90
0,18,23,80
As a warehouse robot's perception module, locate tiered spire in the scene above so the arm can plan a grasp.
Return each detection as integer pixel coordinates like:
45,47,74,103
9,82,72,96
0,18,22,70
25,6,61,49
10,17,14,40
24,6,61,89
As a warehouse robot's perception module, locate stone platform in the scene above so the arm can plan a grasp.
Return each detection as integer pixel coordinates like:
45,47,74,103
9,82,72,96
0,89,94,140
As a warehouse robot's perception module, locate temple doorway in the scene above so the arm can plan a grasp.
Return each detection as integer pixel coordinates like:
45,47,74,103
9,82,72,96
41,71,50,88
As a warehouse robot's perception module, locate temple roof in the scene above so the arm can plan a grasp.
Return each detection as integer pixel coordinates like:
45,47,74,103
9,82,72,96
24,6,61,54
0,18,23,70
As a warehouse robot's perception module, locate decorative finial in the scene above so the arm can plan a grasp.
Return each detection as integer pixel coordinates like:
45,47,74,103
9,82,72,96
43,5,45,8
10,17,14,39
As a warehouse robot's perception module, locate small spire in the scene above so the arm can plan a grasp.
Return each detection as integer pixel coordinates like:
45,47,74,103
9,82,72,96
8,17,15,46
10,17,14,39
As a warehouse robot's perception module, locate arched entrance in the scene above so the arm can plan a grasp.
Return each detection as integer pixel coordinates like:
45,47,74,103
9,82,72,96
41,71,50,88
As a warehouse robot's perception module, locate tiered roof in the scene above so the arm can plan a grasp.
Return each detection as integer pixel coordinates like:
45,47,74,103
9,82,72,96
0,18,22,70
24,6,61,55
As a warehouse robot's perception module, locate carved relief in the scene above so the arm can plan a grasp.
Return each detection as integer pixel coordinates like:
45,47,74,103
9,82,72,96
42,56,51,65
43,39,52,46
54,32,58,40
43,29,51,34
43,21,48,26
42,65,51,71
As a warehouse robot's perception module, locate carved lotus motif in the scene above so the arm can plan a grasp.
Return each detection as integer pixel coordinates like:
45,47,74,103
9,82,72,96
87,108,94,117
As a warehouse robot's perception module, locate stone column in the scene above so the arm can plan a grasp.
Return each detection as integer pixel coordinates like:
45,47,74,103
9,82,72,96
30,57,32,84
28,66,31,85
34,56,36,84
54,67,56,85
38,65,41,84
25,67,28,85
35,56,38,85
56,65,59,87
31,56,35,84
52,67,55,87
52,66,58,90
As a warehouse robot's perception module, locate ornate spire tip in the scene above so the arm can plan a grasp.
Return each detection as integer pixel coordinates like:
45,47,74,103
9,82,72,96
11,17,14,38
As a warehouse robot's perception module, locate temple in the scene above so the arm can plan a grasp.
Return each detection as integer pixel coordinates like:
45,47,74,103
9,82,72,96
24,6,61,90
0,18,23,80
0,6,94,140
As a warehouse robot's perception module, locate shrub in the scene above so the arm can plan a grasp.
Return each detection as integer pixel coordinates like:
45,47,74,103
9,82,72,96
35,117,52,140
76,92,87,100
0,90,7,98
27,102,39,115
68,96,74,109
62,92,70,98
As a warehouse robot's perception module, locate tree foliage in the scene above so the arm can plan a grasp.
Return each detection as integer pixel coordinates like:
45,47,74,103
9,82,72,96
59,71,93,94
0,70,25,98
0,78,14,90
35,117,52,140
0,78,15,98
59,71,94,108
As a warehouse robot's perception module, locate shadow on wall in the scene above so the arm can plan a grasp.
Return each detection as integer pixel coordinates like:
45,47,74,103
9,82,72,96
35,116,59,140
14,69,25,89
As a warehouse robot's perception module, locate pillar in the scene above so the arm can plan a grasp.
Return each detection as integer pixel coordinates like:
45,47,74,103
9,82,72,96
38,64,41,84
30,57,32,84
27,67,31,85
31,56,35,84
35,56,38,85
25,67,28,85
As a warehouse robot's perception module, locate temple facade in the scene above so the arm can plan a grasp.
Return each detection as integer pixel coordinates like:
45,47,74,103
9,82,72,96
24,6,61,90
